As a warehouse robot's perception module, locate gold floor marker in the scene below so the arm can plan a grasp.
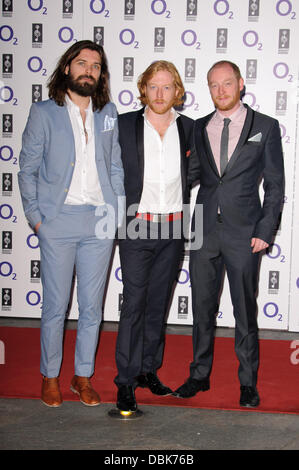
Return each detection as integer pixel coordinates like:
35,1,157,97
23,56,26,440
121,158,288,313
108,408,143,420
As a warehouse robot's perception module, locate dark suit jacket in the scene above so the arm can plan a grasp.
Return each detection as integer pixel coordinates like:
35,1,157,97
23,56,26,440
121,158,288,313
188,104,284,244
118,107,194,227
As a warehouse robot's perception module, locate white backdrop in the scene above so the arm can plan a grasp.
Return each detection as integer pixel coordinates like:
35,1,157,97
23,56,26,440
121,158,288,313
0,0,298,331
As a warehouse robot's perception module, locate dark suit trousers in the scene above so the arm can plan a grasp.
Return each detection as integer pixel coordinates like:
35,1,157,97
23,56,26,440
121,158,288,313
115,220,184,386
189,217,260,387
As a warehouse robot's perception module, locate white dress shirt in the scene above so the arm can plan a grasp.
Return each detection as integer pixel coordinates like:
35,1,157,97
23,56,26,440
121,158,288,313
64,94,105,206
138,107,182,214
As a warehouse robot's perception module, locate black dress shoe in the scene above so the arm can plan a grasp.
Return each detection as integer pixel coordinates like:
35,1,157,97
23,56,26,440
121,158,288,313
240,386,260,407
136,372,172,396
173,377,210,398
117,385,137,412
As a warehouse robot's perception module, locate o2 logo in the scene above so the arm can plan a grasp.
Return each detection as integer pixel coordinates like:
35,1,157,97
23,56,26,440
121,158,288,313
0,85,18,106
117,90,139,110
27,0,48,15
176,268,191,287
0,261,17,280
273,62,294,82
276,0,296,18
26,233,40,249
89,0,110,16
242,92,260,111
26,290,42,308
243,30,263,51
115,266,122,282
0,145,17,165
0,25,18,45
0,204,17,223
58,27,78,43
263,302,283,322
119,29,139,49
279,123,291,145
151,0,171,18
266,243,286,263
181,30,201,50
183,91,200,112
213,0,234,18
27,56,47,77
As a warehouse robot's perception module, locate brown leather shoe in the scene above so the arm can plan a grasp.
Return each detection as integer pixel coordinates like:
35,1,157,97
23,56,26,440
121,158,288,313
70,375,101,406
41,377,62,407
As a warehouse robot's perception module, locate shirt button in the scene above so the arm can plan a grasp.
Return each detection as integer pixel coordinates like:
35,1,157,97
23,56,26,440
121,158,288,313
64,188,68,192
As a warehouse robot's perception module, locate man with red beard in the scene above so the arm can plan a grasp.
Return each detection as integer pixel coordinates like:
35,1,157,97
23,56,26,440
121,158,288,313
114,61,193,413
174,61,284,407
18,40,124,408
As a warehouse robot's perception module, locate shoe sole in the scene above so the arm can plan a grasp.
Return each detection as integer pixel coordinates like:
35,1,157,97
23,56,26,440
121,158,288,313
173,384,210,399
240,402,260,408
70,385,101,406
41,399,62,408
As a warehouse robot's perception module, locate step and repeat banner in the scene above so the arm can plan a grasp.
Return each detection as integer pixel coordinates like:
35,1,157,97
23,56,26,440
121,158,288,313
1,0,298,331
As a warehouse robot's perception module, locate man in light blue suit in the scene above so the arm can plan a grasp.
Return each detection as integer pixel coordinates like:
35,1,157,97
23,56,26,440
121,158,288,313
18,40,124,408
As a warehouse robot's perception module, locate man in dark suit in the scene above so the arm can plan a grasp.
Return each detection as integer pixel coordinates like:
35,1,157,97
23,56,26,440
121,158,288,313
174,60,284,407
115,60,194,412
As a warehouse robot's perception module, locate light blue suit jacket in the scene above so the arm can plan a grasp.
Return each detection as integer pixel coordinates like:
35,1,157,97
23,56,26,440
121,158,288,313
18,99,125,229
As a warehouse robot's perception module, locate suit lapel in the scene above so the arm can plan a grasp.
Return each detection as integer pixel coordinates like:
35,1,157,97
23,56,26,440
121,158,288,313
223,104,254,175
56,103,73,134
56,103,75,159
176,116,187,193
201,112,219,176
94,110,104,163
201,105,255,177
136,108,145,188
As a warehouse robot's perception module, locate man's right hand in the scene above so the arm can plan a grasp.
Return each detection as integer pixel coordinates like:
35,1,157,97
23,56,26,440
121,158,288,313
35,221,42,233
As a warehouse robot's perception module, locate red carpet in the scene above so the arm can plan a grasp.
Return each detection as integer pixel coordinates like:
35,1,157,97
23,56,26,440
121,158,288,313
0,326,298,414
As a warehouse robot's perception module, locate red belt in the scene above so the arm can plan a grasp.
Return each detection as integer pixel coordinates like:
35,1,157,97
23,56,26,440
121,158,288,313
136,211,183,223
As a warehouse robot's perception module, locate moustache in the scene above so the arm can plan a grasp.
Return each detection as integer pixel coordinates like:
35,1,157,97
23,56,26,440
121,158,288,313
77,75,96,82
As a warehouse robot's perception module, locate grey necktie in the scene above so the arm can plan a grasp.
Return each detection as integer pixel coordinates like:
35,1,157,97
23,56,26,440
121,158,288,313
220,118,231,175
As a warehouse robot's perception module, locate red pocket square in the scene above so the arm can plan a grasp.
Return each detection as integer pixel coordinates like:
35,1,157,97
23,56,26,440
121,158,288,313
186,150,191,157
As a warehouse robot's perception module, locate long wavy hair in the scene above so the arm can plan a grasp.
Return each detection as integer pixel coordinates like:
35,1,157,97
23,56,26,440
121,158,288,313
47,40,110,111
137,60,185,107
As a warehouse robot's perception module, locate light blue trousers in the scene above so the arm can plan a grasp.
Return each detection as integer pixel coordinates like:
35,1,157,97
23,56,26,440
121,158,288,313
38,204,114,378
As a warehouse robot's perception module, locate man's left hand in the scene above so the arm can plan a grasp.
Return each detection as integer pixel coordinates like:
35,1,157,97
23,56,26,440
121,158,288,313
251,237,269,253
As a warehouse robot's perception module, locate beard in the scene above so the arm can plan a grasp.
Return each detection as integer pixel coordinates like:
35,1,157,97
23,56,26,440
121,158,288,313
147,99,175,115
66,73,98,97
212,93,240,112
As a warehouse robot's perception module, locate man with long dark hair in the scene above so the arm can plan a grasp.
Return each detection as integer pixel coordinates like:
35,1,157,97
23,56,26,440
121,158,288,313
18,40,124,408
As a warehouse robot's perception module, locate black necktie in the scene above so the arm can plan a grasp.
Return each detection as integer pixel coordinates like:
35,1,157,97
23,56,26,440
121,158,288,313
220,118,231,175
